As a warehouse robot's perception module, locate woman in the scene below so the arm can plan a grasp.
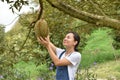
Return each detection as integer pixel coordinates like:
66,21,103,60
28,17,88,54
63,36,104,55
37,31,81,80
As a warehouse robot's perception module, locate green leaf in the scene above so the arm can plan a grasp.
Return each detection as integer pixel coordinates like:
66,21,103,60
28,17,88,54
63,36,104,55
6,0,9,3
14,2,18,10
8,1,14,3
11,8,14,13
18,6,22,11
1,0,4,2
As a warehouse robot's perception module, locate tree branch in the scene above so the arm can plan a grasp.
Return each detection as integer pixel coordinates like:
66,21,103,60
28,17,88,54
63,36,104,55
46,0,120,30
19,0,43,51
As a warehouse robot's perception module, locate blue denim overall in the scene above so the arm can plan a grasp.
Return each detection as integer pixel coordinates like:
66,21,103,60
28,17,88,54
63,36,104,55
56,51,69,80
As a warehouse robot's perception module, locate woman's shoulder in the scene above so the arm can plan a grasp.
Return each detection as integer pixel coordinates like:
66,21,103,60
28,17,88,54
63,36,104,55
72,51,81,57
74,51,81,55
56,48,65,52
56,48,65,56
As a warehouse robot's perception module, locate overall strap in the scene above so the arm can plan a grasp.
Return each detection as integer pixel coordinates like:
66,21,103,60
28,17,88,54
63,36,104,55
59,50,66,59
56,50,70,80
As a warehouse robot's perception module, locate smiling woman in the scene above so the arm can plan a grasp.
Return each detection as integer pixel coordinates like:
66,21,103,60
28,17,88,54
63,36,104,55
0,1,39,32
37,31,81,80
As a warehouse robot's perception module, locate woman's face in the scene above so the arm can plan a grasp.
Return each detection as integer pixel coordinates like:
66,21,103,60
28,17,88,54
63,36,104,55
63,33,77,48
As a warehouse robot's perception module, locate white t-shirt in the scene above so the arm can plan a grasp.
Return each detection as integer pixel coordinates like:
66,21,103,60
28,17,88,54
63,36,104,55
56,48,81,80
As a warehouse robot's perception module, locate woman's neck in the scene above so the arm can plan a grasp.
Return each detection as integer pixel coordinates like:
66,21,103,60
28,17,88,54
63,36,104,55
66,48,75,55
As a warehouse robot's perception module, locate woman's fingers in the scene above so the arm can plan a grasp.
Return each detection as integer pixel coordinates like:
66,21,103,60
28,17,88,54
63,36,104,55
39,37,46,42
38,37,47,44
37,37,42,44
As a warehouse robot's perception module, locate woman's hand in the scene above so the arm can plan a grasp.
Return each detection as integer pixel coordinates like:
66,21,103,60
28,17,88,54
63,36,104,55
37,36,50,48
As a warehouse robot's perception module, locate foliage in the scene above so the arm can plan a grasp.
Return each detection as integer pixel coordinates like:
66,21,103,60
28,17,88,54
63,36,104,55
3,0,120,19
0,25,6,75
37,63,55,80
0,25,5,54
1,0,29,13
114,49,120,59
0,61,55,80
81,28,119,68
2,0,120,29
112,30,120,49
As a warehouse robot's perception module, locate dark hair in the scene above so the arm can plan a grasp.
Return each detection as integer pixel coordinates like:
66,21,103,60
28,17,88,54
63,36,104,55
68,31,80,51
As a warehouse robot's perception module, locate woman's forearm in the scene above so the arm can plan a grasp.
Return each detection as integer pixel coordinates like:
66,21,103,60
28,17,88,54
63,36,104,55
49,42,57,53
46,45,59,66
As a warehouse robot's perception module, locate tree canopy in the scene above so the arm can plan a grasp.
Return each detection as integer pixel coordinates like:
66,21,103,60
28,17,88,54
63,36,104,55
1,0,120,29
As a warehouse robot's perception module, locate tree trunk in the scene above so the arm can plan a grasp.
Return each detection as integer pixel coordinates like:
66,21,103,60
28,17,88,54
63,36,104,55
46,0,120,30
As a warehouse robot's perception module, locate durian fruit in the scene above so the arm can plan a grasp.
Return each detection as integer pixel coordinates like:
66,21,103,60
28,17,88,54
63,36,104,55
34,19,49,39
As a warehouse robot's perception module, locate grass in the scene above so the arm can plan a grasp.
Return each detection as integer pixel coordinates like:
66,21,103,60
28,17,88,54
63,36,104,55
87,60,120,79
